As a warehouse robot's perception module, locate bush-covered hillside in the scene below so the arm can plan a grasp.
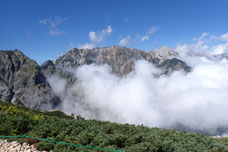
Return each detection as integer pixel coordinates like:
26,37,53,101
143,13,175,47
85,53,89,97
0,101,228,152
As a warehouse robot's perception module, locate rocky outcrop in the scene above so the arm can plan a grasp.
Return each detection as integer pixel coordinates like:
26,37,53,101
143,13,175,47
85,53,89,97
0,140,51,152
0,50,60,109
159,58,192,74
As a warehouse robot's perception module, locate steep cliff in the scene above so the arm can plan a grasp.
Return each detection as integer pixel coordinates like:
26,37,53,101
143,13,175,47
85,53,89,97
0,50,60,109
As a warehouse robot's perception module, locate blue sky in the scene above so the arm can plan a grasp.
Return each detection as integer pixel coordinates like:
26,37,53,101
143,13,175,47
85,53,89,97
1,0,228,64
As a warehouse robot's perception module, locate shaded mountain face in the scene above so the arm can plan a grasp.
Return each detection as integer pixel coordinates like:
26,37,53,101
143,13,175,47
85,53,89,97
0,46,191,109
41,60,76,86
0,50,60,109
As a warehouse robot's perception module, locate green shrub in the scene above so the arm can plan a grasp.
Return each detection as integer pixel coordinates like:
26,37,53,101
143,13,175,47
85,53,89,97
0,101,227,152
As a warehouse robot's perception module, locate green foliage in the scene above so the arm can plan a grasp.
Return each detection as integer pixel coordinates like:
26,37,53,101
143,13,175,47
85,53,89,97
0,101,227,152
44,110,73,119
36,141,55,150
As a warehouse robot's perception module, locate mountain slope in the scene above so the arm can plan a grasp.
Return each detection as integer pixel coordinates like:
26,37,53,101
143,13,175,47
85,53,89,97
0,101,227,152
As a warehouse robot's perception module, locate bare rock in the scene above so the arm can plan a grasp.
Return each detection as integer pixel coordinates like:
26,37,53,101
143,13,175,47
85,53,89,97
0,50,60,109
0,139,50,152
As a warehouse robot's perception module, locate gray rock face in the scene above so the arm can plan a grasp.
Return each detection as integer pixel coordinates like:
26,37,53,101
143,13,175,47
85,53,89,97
0,77,14,102
41,60,76,86
55,46,190,77
159,58,192,74
0,50,60,109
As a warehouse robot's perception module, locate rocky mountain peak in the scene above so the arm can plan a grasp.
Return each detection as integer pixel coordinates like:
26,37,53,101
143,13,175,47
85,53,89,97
150,46,179,64
151,46,178,58
0,50,60,109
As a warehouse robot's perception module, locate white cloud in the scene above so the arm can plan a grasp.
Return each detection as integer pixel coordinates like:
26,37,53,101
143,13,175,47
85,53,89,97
49,29,65,36
89,32,99,42
78,43,95,49
175,32,228,56
146,26,158,35
140,35,150,41
106,25,112,34
78,25,113,49
48,32,228,135
50,57,228,135
175,33,211,57
137,26,159,42
89,25,112,43
119,35,130,46
40,17,66,36
40,17,66,28
199,32,209,41
211,43,228,55
195,33,209,48
220,33,228,42
210,33,228,55
48,75,67,96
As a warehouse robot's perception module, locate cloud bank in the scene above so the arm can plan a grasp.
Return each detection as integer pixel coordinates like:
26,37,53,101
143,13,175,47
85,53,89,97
49,32,228,135
68,59,228,135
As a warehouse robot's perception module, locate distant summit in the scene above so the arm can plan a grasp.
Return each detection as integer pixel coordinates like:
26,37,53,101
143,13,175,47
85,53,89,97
150,46,179,64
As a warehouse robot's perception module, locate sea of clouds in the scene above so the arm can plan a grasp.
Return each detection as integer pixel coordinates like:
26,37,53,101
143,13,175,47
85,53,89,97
48,33,228,135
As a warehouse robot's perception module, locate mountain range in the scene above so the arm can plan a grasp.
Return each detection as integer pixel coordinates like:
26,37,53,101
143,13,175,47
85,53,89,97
0,46,202,110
